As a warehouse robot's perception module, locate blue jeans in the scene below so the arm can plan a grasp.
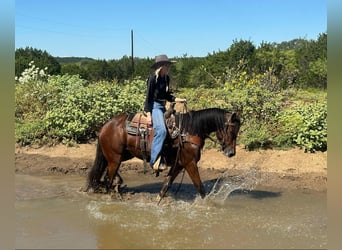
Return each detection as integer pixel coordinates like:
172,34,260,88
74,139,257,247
150,102,167,167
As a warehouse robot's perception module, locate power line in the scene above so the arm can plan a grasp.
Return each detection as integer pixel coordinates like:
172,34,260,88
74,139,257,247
16,24,128,41
16,12,129,31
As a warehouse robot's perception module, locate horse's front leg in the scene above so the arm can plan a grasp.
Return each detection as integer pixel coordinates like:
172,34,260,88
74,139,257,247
185,161,206,198
181,144,206,198
156,165,183,205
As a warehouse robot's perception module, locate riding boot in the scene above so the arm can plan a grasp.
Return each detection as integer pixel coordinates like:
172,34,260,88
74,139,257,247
152,155,167,171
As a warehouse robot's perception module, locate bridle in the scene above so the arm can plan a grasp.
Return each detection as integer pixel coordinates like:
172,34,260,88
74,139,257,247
217,113,240,149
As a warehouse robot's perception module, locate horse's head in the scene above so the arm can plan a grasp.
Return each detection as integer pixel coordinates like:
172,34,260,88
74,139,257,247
216,112,241,157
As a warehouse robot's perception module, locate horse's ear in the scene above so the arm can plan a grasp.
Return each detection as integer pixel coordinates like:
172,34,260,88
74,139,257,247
231,111,241,122
231,112,236,122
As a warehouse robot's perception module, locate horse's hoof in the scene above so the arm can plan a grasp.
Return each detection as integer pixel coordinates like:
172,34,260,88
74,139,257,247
111,192,123,201
79,185,90,192
114,185,120,193
156,194,162,204
153,170,160,177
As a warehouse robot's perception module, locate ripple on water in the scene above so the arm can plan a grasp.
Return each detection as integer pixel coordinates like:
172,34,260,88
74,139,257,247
16,169,327,249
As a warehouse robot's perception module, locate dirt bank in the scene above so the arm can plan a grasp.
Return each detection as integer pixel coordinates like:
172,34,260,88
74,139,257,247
15,144,327,192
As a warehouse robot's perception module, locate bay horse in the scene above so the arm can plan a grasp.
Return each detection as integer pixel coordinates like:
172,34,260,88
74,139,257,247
84,107,241,203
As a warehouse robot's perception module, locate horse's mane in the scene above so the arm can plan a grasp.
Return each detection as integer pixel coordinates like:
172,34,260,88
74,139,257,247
181,108,227,136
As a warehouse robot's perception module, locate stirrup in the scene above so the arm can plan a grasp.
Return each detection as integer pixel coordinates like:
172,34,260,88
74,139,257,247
152,156,167,171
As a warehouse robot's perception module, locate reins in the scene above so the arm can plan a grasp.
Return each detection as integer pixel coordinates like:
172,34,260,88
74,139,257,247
206,134,218,146
173,102,188,195
174,110,236,196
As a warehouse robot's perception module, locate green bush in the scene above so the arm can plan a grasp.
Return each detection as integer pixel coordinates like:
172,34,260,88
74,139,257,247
14,62,327,151
15,70,147,144
15,119,47,146
274,102,327,152
180,86,229,110
239,118,274,150
44,78,145,142
44,81,119,142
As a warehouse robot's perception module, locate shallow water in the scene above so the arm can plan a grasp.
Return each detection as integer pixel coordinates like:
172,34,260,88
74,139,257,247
15,172,327,249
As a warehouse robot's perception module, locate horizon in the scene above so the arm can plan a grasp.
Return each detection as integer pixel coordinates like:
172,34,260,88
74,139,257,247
17,31,326,61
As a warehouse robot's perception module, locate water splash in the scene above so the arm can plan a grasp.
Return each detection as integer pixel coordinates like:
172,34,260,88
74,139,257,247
195,167,261,206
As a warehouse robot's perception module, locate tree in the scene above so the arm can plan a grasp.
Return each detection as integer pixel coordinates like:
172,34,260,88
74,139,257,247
61,63,89,79
15,47,61,77
85,60,114,82
227,39,256,72
173,55,205,88
293,34,327,88
315,32,327,59
308,33,327,88
132,57,154,80
255,42,279,73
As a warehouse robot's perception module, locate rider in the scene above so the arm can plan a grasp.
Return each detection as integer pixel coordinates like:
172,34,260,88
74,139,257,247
144,54,186,171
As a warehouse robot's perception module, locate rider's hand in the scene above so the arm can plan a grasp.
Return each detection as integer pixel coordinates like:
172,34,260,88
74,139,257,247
146,112,152,125
176,97,187,104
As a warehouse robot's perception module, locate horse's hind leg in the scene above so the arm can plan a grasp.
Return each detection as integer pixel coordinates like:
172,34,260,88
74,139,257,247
106,158,122,192
105,161,125,201
113,173,123,193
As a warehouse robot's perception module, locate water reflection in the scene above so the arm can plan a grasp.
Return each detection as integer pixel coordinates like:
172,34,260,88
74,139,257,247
16,174,327,249
87,190,326,249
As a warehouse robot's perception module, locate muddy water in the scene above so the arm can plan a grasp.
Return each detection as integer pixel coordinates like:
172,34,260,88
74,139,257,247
16,172,327,249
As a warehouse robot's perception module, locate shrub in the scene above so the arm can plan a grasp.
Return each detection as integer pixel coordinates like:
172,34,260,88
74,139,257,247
15,119,47,146
43,78,146,143
239,118,274,150
15,72,147,144
14,62,327,151
274,102,327,152
15,61,51,120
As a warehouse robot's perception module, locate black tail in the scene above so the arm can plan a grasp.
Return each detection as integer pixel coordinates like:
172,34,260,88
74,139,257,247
85,140,108,192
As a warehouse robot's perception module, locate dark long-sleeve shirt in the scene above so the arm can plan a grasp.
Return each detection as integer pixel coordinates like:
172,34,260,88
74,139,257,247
144,73,175,113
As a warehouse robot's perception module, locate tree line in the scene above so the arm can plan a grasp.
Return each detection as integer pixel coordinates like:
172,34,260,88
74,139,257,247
15,32,327,89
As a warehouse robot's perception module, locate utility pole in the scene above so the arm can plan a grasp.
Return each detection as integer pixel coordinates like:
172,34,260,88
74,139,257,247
131,29,134,75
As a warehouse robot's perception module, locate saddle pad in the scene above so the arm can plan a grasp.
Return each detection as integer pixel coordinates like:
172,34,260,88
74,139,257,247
126,113,149,135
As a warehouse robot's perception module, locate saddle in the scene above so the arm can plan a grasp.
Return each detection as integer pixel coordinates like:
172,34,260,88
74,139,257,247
126,111,179,142
126,113,150,136
125,110,179,175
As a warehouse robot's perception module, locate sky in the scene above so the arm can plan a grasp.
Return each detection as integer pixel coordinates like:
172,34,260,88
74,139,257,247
15,0,327,60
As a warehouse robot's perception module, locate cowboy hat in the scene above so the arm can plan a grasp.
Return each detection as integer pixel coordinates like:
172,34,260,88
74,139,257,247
151,54,176,69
